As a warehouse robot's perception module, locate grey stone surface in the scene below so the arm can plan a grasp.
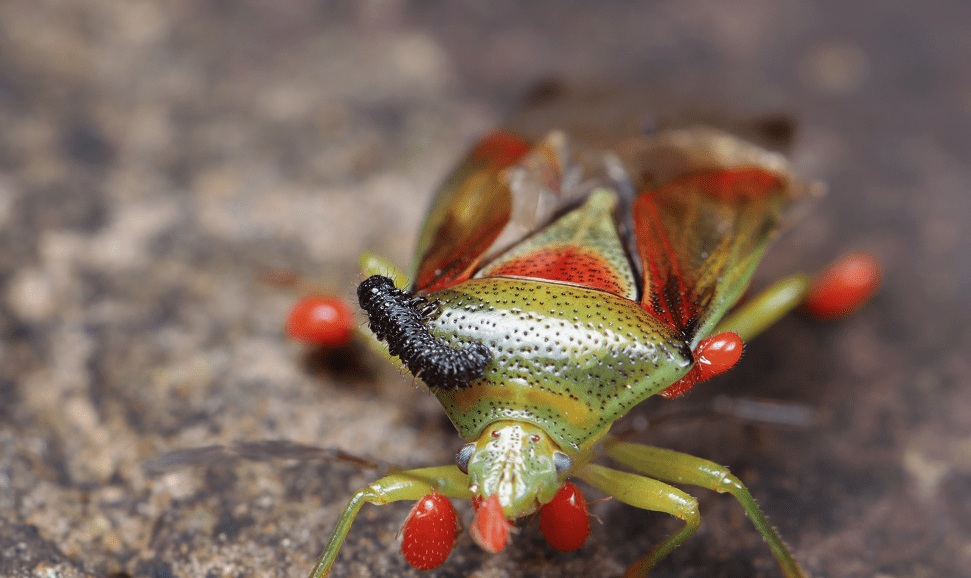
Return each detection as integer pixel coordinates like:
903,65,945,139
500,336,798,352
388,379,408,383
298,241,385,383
0,1,968,577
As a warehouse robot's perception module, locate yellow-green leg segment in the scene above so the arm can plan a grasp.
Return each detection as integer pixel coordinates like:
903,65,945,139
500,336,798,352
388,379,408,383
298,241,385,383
716,273,810,342
309,465,470,578
574,463,701,578
589,439,806,578
359,252,409,285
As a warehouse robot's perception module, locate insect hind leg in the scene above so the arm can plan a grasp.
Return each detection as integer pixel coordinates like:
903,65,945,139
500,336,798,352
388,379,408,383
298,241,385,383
715,274,810,342
601,440,807,578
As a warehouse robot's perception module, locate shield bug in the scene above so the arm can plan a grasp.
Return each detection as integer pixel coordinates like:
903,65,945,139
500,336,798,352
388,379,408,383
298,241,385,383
303,127,880,577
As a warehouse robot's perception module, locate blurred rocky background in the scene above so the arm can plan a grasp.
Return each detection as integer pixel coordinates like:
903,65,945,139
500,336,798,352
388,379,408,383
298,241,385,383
0,1,968,577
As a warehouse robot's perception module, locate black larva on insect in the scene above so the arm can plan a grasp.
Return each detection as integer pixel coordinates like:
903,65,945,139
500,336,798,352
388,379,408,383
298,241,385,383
357,275,492,390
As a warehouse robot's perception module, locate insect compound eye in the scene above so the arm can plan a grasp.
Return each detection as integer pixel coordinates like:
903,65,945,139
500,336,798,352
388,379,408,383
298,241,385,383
456,443,476,474
553,452,573,475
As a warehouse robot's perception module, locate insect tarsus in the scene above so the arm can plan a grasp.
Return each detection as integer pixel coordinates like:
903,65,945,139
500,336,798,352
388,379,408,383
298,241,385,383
357,275,492,390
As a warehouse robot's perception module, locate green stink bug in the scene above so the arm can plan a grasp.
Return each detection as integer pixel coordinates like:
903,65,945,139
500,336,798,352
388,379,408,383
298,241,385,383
305,127,879,578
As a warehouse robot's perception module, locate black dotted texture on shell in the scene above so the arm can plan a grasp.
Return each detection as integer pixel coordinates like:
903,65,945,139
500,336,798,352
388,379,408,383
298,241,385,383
357,275,492,390
424,277,693,449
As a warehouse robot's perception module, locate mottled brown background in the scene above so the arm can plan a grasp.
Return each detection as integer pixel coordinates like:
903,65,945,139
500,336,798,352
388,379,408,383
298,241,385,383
1,1,968,577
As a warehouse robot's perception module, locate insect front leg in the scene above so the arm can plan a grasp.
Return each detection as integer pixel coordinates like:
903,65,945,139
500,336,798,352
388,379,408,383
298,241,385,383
310,465,471,578
601,440,806,578
359,251,409,284
572,463,701,578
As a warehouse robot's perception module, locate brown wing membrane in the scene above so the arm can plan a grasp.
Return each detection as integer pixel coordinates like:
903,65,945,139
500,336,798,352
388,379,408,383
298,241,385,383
413,131,588,294
412,132,529,293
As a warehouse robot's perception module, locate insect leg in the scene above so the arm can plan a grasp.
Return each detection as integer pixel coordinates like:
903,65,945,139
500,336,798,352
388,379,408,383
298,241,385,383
573,463,701,578
359,251,409,285
602,440,806,578
310,465,471,578
714,274,809,342
716,252,881,342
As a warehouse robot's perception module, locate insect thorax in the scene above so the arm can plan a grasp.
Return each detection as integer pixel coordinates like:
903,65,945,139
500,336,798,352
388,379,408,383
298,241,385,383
425,276,692,451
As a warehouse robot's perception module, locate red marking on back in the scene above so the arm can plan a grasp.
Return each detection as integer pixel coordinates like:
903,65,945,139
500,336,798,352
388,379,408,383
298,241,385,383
659,332,743,398
633,194,696,331
540,483,590,552
400,490,459,570
487,246,626,295
285,296,354,346
803,252,882,319
470,494,509,553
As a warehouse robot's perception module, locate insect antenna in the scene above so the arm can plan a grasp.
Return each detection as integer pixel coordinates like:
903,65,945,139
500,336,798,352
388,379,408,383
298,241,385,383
710,395,816,427
144,440,402,477
607,395,816,444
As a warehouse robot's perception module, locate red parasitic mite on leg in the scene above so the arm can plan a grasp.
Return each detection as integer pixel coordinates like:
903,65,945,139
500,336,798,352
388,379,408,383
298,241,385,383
540,482,591,552
469,494,511,554
659,331,745,398
802,251,882,319
400,489,461,571
285,296,355,347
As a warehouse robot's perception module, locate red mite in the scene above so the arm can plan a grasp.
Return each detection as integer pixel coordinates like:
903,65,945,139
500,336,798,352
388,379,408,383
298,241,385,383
802,251,882,319
285,296,355,347
292,127,882,578
658,331,744,399
470,494,511,554
540,482,591,552
400,490,460,570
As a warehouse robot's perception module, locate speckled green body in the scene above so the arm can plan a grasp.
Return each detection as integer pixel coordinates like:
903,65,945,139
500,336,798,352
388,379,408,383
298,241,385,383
312,130,819,578
425,277,692,452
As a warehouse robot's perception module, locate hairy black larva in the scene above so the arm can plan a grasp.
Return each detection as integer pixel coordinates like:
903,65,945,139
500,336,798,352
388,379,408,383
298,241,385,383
357,275,492,390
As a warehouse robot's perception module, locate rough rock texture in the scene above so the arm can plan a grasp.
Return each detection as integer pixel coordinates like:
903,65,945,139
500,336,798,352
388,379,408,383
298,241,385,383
0,1,968,577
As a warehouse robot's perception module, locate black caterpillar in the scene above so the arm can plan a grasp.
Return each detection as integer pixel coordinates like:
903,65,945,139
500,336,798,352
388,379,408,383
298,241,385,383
357,275,492,390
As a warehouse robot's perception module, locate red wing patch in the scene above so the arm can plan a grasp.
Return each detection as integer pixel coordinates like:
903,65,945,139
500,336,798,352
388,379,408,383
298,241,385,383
633,168,786,339
484,245,629,295
475,189,638,300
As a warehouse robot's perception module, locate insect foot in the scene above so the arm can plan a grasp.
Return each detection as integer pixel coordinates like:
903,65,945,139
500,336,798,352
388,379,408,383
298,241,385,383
357,275,492,390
